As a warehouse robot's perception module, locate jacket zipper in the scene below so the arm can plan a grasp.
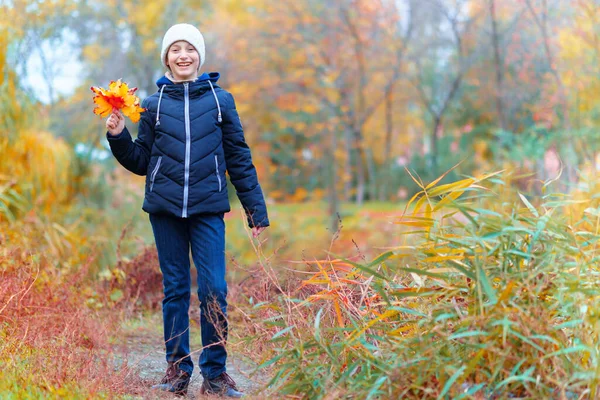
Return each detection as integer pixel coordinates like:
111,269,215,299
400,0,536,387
150,156,162,192
182,82,191,218
214,154,222,192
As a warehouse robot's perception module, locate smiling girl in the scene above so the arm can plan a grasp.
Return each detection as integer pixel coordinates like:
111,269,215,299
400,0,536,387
105,23,269,398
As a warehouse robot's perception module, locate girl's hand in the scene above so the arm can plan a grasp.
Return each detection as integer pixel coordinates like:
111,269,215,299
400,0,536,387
106,109,125,136
252,226,267,238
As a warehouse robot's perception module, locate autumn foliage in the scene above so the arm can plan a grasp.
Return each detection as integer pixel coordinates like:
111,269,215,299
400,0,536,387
91,79,145,123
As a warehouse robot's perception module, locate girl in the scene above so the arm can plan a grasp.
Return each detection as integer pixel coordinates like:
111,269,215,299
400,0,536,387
105,23,269,398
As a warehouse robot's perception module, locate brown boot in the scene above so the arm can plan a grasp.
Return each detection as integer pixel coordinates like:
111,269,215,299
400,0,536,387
151,363,191,396
199,372,244,398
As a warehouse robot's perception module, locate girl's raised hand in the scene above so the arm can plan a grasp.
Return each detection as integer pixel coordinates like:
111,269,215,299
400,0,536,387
106,109,125,136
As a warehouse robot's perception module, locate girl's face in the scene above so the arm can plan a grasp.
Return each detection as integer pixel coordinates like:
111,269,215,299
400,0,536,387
166,40,200,81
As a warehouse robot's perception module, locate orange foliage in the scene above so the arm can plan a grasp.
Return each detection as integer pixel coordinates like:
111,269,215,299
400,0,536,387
91,79,145,123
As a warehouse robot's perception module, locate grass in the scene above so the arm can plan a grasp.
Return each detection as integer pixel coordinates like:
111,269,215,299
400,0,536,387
0,245,125,399
225,199,405,271
0,133,155,398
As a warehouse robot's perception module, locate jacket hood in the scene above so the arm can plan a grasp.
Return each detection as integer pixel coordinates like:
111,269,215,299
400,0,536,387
156,72,220,88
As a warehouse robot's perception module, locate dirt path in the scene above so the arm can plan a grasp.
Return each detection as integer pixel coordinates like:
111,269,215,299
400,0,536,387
113,314,271,399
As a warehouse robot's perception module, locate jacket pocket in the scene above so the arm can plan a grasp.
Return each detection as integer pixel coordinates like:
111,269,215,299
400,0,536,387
150,156,162,192
214,154,222,192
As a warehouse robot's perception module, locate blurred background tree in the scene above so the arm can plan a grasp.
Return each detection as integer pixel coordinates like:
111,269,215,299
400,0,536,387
3,0,599,229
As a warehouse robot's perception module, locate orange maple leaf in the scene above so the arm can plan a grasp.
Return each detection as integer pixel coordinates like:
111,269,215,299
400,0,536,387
90,79,145,123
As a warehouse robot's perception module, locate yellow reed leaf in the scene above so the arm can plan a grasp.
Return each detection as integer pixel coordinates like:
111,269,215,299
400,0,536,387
424,247,466,254
337,278,363,285
299,278,330,288
333,299,345,328
404,167,424,189
422,255,465,262
428,178,475,197
496,281,516,304
296,289,337,308
389,324,415,336
308,293,336,301
433,190,467,212
314,259,332,286
412,193,429,216
400,189,425,221
425,160,463,189
394,218,435,227
348,309,400,343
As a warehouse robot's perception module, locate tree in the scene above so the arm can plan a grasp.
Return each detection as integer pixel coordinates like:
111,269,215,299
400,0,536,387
411,0,480,175
220,0,415,214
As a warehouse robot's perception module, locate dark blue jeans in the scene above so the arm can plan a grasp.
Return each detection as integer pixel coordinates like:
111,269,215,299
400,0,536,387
149,213,228,379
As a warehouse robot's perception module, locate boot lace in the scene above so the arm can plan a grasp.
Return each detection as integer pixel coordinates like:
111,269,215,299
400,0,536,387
161,364,180,384
216,372,238,390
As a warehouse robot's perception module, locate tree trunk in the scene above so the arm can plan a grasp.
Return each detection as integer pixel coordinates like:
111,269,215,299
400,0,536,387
380,86,394,201
36,39,56,107
431,116,441,175
525,0,573,188
366,147,377,201
490,0,507,131
355,141,366,206
342,4,370,206
329,128,340,233
344,129,352,201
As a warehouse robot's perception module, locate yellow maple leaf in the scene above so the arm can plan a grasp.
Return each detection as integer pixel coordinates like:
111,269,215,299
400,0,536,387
90,79,145,123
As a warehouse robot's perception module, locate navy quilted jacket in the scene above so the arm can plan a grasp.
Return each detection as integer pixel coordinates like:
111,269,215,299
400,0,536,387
106,72,269,228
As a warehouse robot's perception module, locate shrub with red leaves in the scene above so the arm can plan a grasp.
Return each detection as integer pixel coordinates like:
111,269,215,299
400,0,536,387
101,246,163,313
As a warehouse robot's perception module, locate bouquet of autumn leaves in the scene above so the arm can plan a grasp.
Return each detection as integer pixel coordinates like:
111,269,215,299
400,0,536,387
91,79,145,123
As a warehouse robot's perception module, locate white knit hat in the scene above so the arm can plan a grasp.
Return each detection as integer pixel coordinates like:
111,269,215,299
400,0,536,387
160,23,205,71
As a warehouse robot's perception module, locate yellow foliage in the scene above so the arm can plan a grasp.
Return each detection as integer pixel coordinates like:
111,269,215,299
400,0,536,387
82,44,110,64
0,33,6,87
2,0,77,38
142,38,157,53
565,159,600,227
124,0,168,41
557,2,600,122
0,130,73,217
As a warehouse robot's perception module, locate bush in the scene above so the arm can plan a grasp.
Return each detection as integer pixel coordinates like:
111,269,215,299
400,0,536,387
241,170,600,399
